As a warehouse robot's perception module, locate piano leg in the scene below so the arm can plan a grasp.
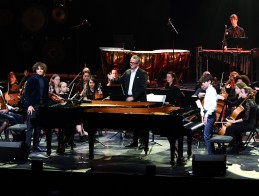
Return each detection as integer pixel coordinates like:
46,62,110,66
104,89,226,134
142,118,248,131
56,128,65,154
167,136,177,165
45,128,52,156
186,131,192,159
88,129,95,160
143,130,149,155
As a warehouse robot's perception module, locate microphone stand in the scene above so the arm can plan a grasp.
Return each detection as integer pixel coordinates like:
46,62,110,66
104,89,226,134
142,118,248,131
168,18,179,78
68,71,81,88
222,25,227,50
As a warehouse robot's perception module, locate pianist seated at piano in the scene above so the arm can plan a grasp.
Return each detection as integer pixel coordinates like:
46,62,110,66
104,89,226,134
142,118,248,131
163,71,184,106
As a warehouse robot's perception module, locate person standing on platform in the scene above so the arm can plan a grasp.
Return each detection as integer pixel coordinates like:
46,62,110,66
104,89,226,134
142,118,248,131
224,13,246,50
199,73,218,155
24,62,50,152
107,55,148,149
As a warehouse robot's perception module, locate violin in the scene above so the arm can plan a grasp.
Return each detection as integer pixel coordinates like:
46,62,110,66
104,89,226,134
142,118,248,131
49,93,65,103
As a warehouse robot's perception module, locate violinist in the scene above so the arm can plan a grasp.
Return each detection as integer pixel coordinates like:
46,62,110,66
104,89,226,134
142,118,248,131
75,69,91,100
199,73,218,155
223,86,257,154
59,81,88,143
4,71,28,107
0,89,23,124
49,74,61,95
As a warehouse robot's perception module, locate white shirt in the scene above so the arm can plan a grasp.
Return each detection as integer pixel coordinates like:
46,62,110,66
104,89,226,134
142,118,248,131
128,67,138,95
203,84,217,118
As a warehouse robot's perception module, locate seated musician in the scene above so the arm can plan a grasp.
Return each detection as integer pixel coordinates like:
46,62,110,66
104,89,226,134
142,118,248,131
0,118,9,141
75,68,91,101
107,68,120,86
163,71,188,165
163,71,184,106
0,89,24,141
235,74,251,86
4,71,28,107
217,81,247,120
59,81,88,143
49,74,61,95
223,86,257,154
223,71,239,97
86,76,103,101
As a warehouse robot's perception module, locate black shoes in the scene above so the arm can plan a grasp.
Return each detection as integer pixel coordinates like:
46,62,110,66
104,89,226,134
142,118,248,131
170,157,187,166
33,146,46,152
138,143,145,150
125,142,138,148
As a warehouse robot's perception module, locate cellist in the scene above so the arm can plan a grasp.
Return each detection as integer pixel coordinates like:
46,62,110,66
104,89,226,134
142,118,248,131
217,81,247,119
223,86,257,154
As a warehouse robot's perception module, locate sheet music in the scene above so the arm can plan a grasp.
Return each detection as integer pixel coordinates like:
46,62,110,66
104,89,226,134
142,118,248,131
147,93,166,104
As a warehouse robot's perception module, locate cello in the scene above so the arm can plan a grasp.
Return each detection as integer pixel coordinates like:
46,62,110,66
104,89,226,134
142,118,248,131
217,93,250,135
0,91,7,110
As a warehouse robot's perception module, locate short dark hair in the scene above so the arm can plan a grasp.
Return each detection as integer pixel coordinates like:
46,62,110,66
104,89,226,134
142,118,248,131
32,62,47,73
199,73,213,84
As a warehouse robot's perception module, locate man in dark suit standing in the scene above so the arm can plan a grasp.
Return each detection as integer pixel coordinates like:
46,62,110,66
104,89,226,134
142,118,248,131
107,55,148,148
24,62,50,153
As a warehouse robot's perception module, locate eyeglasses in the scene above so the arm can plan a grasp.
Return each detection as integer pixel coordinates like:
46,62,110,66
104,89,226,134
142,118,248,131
130,62,138,64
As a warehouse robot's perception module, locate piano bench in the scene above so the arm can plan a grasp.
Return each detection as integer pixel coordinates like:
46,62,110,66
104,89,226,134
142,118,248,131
6,124,27,142
210,135,233,155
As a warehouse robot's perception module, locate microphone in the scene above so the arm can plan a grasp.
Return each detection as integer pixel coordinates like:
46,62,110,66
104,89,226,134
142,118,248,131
225,25,228,35
82,19,91,27
167,18,171,26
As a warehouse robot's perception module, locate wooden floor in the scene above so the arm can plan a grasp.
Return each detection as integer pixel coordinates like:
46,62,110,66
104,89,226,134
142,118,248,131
1,129,259,184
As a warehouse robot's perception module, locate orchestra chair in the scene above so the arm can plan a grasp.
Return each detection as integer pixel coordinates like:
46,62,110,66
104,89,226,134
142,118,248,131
6,124,27,142
209,135,233,155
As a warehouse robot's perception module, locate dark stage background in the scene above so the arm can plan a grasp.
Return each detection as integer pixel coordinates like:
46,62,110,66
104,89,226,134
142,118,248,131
0,0,259,83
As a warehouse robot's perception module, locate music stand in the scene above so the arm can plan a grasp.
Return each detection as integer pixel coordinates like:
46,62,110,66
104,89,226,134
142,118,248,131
102,85,126,101
227,37,249,50
102,85,126,139
146,93,167,146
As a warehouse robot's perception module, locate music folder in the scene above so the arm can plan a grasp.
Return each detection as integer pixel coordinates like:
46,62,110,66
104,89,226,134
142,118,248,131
102,85,126,101
147,93,166,104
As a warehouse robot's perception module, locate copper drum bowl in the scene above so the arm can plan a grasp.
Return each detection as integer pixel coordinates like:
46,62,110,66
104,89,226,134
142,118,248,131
153,49,190,75
100,47,132,67
131,50,161,81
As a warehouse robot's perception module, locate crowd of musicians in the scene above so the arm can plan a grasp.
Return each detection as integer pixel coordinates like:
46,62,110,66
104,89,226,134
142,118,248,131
0,54,259,165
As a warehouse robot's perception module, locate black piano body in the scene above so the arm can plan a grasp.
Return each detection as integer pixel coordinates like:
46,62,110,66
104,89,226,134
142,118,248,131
83,106,200,163
31,103,85,155
31,100,158,155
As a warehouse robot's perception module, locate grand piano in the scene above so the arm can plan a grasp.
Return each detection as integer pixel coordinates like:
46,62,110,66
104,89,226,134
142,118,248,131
33,99,202,165
32,100,158,155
